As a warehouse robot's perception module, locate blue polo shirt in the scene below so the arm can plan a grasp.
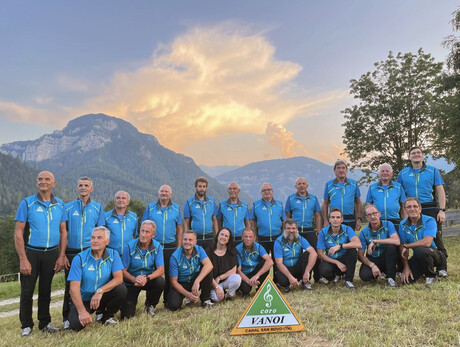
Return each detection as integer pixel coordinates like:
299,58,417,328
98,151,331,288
398,215,437,249
251,198,285,240
105,209,138,256
68,248,124,301
359,221,397,258
274,235,311,267
236,241,268,275
217,199,250,238
169,245,209,283
366,181,406,220
317,225,357,259
141,200,182,246
122,238,164,278
285,193,320,229
65,199,106,251
183,195,217,240
323,178,361,221
15,193,67,249
397,163,444,204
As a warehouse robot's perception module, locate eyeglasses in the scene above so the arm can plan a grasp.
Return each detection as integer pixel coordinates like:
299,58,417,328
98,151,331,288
261,189,273,192
365,212,379,218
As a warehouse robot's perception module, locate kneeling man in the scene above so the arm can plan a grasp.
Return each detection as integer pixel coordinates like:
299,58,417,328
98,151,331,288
236,227,274,295
274,219,317,291
68,227,127,330
167,230,214,310
358,205,400,287
399,198,447,285
317,209,361,289
121,220,165,318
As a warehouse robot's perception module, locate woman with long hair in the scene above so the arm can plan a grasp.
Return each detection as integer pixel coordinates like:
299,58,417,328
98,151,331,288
207,228,241,301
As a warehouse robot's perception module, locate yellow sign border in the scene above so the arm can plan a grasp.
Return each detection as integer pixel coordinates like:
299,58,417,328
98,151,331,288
230,276,306,335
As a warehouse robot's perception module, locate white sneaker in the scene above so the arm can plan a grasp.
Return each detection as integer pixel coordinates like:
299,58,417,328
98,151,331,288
438,270,448,278
201,300,214,308
333,275,341,283
41,323,59,333
103,317,118,325
318,278,329,284
145,305,155,316
185,298,192,305
345,281,355,289
95,313,103,322
387,278,397,288
303,282,313,290
62,320,70,330
20,327,32,337
425,277,438,285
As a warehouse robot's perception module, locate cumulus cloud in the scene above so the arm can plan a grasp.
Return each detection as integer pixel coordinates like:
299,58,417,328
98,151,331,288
319,144,347,163
265,121,308,157
56,74,88,92
83,24,311,149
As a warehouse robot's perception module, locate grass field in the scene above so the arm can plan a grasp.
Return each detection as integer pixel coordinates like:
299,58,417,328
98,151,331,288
0,235,459,346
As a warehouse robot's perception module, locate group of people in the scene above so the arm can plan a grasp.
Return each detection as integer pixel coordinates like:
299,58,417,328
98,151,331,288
14,146,449,336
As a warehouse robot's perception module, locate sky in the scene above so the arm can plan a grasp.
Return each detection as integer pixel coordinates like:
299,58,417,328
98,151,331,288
0,1,458,166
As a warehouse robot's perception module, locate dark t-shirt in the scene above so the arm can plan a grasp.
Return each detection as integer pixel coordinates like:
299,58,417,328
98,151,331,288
207,247,238,282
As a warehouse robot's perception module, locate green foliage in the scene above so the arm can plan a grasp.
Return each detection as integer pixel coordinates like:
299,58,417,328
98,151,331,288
342,49,444,181
0,216,18,275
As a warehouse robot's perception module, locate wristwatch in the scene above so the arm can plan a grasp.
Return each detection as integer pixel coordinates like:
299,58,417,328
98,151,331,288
440,208,446,212
96,288,103,294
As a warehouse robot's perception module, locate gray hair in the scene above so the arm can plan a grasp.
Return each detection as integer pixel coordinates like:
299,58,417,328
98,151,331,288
227,182,240,189
158,184,172,194
93,226,110,240
114,190,130,201
333,160,348,170
141,219,157,231
378,163,393,173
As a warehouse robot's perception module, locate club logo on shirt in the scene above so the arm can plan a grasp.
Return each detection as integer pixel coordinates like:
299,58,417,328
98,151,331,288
296,200,301,204
135,255,141,259
262,207,267,210
157,211,162,214
182,265,188,269
73,211,79,216
195,204,201,208
227,207,232,211
87,265,95,271
113,220,119,224
36,206,44,212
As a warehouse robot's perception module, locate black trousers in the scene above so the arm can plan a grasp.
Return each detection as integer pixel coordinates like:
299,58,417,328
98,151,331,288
359,245,398,281
121,277,165,318
421,205,448,264
68,284,127,331
275,251,310,288
238,261,270,295
258,234,281,282
20,247,58,330
162,242,177,305
407,247,447,281
319,249,358,282
299,230,320,282
167,272,212,311
63,248,86,321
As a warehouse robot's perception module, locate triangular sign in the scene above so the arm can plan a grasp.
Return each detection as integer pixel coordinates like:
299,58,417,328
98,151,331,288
230,276,306,335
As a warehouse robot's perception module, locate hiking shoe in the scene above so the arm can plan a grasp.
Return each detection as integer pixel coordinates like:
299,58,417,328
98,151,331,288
20,327,32,337
379,272,386,280
302,282,313,290
333,275,341,283
387,278,397,288
201,300,214,308
318,278,329,284
345,281,355,289
438,270,448,278
96,313,103,322
145,305,156,316
185,298,192,305
41,323,59,333
63,320,70,330
425,277,438,285
103,318,118,325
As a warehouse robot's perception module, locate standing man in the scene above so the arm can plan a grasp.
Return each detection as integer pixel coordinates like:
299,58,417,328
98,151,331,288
184,177,218,248
14,171,68,336
358,205,400,287
322,160,363,231
274,219,318,292
167,230,214,310
317,209,361,289
397,146,448,276
68,227,127,330
236,227,273,295
398,198,447,285
62,177,105,329
366,163,406,231
105,190,138,256
285,177,321,282
141,184,183,307
217,182,251,242
250,182,285,258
